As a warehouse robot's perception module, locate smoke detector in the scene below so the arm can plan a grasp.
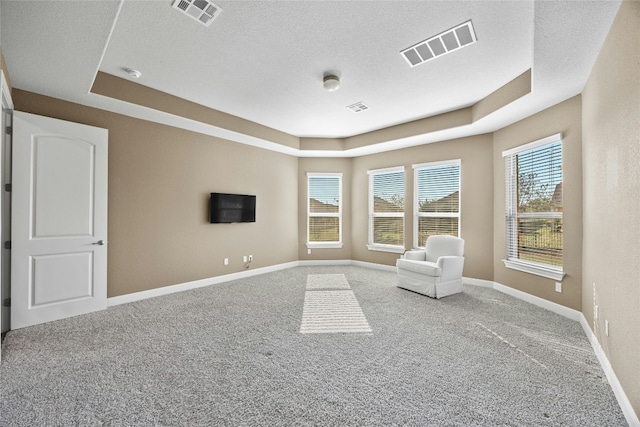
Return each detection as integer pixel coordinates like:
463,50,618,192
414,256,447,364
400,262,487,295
124,68,142,79
172,0,222,27
323,75,340,92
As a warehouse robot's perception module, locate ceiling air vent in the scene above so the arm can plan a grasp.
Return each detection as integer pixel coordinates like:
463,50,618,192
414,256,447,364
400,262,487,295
347,102,370,113
401,20,477,67
172,0,222,27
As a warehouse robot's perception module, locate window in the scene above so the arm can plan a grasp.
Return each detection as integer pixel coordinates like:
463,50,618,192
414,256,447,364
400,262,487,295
503,134,564,280
307,173,343,248
368,167,405,253
413,160,460,248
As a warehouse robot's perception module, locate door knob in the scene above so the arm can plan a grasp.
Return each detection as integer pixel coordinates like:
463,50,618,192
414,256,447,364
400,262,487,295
92,240,105,246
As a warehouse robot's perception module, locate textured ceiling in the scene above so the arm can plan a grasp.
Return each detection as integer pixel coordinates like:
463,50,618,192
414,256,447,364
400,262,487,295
99,0,533,138
0,0,622,155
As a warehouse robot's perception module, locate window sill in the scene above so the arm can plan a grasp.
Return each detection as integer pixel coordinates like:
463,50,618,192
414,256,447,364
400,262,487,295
367,244,405,254
306,242,344,249
503,259,565,281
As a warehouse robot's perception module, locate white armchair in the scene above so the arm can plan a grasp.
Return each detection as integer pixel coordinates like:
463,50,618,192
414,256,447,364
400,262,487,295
396,235,465,299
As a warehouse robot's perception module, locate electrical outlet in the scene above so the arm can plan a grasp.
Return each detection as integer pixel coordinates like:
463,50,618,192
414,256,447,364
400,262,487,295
243,255,247,263
248,255,253,262
595,305,599,319
223,258,229,266
555,282,562,293
307,249,311,255
605,320,610,336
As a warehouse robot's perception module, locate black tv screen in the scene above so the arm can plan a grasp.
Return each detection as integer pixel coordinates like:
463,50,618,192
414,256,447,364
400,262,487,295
209,193,256,223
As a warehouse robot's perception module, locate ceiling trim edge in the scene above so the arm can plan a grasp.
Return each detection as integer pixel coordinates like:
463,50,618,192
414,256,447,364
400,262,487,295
89,69,532,158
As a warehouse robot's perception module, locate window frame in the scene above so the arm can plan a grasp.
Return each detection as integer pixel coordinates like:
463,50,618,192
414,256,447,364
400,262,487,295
367,166,406,254
502,134,565,280
413,159,461,248
306,172,343,249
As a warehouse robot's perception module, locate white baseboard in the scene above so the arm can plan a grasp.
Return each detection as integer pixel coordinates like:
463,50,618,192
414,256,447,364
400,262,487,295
579,315,640,427
298,259,352,267
491,281,582,322
462,277,582,322
463,277,494,288
464,277,581,320
298,259,397,272
110,259,387,306
107,261,299,307
110,259,397,306
351,260,397,272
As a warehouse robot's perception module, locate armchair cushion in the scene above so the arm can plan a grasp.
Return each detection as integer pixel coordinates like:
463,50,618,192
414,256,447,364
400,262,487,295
425,235,464,262
396,259,441,276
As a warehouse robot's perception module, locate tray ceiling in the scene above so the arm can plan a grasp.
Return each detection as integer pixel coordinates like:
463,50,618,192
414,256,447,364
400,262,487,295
0,0,621,156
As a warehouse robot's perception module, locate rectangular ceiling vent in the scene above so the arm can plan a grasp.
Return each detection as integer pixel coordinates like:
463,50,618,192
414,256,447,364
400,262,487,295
172,0,222,27
347,102,369,113
401,20,477,67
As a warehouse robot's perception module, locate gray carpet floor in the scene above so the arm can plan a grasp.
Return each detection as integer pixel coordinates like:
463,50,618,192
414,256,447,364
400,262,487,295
0,266,627,426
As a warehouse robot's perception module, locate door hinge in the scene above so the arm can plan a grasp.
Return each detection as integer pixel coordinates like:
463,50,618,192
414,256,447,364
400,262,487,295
2,298,9,308
5,126,11,136
4,183,11,192
4,241,10,250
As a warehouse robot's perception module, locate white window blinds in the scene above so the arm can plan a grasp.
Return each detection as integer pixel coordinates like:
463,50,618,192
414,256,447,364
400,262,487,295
307,173,342,246
368,167,405,251
414,160,460,247
504,135,563,275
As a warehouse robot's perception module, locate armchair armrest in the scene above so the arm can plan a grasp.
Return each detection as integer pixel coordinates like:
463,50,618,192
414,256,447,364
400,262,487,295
403,250,426,261
437,256,465,281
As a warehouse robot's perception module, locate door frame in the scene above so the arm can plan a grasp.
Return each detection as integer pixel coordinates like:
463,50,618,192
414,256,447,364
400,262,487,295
1,70,14,360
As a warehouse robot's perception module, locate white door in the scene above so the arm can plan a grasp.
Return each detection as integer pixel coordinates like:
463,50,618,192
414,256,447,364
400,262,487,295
11,111,108,329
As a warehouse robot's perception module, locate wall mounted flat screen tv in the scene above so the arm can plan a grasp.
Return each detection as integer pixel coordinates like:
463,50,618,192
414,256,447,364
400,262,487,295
209,193,256,223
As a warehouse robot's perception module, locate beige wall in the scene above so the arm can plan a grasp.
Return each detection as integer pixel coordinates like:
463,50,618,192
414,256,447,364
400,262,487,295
298,158,353,260
493,95,583,311
13,90,299,297
350,134,494,281
582,0,640,417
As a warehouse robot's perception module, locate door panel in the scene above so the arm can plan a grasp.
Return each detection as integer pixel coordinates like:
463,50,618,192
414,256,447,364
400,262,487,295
33,135,95,237
32,252,93,306
12,111,108,329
